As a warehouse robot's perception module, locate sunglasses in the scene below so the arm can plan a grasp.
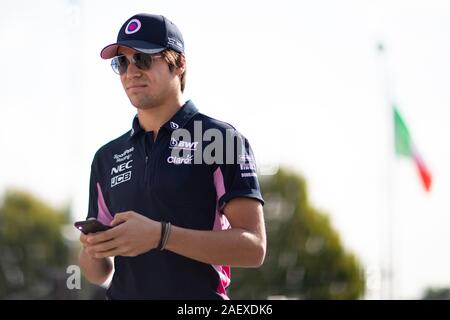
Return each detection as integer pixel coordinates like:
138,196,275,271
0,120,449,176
111,53,163,75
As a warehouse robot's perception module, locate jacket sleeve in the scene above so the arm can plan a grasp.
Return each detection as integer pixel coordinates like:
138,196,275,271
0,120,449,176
213,130,264,213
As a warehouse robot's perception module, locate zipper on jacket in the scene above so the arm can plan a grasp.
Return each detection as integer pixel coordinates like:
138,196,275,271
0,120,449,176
144,155,149,182
144,131,157,185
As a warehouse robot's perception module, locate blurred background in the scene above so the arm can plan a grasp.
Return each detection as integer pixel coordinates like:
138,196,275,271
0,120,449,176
1,0,450,299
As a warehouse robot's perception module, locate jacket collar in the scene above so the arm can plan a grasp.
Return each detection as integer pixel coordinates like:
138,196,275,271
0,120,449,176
128,100,199,140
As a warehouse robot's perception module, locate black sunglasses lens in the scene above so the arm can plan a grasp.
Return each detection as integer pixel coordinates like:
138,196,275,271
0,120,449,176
117,56,129,74
111,56,129,75
134,53,152,70
111,54,155,74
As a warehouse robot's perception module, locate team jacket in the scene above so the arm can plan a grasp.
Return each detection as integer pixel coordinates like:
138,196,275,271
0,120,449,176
87,100,264,299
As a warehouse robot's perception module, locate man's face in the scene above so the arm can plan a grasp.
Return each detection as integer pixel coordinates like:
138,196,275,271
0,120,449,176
117,47,177,109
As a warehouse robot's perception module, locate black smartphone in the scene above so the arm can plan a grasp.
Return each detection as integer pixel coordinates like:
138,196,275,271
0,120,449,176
74,219,112,234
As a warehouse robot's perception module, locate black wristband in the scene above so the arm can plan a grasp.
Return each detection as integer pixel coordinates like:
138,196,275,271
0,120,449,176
160,222,171,251
157,221,166,250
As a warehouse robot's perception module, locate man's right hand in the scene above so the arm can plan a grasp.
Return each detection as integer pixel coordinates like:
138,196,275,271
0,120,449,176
78,232,113,285
80,232,101,259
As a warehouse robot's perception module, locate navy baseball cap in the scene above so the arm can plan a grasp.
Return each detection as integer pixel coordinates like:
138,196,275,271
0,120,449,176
100,13,184,59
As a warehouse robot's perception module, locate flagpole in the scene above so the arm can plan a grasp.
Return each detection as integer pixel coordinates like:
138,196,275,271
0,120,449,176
376,41,395,300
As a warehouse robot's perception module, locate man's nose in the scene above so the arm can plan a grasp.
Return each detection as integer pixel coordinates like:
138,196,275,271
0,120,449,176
125,60,142,78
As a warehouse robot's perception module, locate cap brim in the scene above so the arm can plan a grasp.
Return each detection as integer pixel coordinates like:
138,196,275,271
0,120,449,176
100,40,166,59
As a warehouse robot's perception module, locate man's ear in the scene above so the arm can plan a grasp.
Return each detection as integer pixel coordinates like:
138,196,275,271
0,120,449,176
175,54,186,76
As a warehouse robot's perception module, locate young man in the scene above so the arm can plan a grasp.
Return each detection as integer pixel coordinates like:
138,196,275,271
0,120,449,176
79,13,266,300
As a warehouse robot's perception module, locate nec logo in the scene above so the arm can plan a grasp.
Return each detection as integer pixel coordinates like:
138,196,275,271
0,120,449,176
111,160,133,175
111,160,133,188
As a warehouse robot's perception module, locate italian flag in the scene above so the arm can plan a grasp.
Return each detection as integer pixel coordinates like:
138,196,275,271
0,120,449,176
393,107,432,192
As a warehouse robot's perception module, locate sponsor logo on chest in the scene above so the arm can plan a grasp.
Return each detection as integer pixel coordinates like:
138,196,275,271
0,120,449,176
111,147,134,187
167,155,193,165
169,138,199,151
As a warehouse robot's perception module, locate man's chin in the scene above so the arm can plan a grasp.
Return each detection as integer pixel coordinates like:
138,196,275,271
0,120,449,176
134,104,158,110
129,98,157,110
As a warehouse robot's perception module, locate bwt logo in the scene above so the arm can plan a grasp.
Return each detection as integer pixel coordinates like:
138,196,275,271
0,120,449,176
170,138,199,151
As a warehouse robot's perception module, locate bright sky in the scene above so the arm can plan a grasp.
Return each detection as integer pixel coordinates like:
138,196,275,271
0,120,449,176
2,0,450,299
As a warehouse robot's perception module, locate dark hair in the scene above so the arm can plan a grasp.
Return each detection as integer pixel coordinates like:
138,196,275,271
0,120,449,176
162,49,186,93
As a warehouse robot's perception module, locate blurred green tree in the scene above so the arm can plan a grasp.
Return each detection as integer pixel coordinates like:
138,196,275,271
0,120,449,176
422,287,450,300
0,190,70,298
230,168,365,299
0,189,103,299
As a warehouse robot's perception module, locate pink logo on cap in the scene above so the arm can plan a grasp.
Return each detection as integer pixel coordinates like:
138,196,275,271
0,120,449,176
125,19,141,34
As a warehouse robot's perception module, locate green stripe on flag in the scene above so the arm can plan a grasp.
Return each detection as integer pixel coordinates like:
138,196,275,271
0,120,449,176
393,106,412,156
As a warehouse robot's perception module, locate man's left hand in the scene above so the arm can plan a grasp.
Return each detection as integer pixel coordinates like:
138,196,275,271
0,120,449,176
85,211,161,258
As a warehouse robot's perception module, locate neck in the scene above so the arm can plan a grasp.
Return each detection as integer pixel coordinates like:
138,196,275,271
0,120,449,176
137,94,184,133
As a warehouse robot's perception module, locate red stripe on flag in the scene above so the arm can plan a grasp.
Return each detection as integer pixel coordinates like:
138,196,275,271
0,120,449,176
413,153,432,192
